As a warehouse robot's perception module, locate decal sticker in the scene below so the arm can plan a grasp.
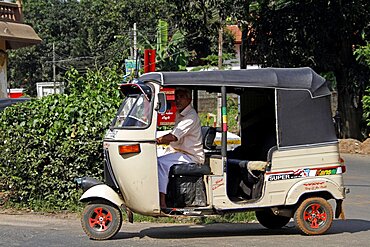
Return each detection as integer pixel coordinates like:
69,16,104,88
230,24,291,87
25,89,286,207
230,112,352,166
316,168,338,176
304,181,327,191
268,172,304,181
267,166,343,181
267,169,310,181
212,178,224,190
105,129,117,139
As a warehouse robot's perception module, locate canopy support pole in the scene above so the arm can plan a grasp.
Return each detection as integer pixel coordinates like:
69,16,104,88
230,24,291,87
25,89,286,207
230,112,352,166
221,86,227,170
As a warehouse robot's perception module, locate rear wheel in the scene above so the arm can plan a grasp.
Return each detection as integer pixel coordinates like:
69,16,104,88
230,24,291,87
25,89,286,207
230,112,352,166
256,208,291,229
81,201,122,240
294,197,333,235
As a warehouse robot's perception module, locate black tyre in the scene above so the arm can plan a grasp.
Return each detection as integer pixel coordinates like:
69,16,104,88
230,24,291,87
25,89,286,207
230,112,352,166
294,197,333,235
81,201,122,240
256,208,291,229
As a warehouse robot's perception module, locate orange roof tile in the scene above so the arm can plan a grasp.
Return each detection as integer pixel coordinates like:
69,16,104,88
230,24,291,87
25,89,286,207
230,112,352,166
226,25,242,44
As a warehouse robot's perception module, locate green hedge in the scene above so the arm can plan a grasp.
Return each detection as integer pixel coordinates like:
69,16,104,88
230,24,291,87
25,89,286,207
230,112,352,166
355,39,370,134
0,67,122,210
364,87,370,129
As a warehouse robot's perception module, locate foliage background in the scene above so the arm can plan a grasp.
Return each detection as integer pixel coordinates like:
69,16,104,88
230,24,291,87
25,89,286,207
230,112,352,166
356,37,370,133
244,0,370,139
8,0,237,94
0,68,122,209
7,0,369,139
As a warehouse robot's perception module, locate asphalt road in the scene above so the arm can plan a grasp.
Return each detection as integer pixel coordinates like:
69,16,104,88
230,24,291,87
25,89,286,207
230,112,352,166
0,153,369,247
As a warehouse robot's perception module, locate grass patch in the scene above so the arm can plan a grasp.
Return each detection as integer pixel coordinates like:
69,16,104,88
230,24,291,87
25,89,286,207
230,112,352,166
1,200,83,214
131,211,256,224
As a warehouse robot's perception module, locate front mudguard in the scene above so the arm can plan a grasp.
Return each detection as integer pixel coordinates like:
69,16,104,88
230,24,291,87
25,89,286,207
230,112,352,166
80,184,124,208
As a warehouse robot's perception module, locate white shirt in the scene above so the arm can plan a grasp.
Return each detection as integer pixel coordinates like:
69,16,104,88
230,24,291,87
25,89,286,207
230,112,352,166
169,104,205,164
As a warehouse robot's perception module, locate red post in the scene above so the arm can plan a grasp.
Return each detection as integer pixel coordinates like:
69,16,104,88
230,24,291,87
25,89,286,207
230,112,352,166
149,49,156,72
144,49,156,73
144,49,150,73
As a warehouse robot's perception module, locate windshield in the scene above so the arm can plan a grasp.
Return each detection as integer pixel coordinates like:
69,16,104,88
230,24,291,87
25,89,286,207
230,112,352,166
113,94,152,128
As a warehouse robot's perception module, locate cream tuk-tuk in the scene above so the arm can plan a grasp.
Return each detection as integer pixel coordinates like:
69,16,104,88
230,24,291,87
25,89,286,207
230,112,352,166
76,68,347,240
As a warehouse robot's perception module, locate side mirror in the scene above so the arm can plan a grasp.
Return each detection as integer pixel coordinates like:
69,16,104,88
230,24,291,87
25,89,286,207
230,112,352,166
157,92,167,114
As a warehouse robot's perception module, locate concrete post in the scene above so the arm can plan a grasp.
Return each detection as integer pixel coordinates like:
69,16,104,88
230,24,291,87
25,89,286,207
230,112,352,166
0,40,7,98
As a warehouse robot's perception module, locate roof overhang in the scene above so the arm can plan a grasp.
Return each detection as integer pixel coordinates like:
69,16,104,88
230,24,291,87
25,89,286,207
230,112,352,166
139,68,331,98
0,21,41,49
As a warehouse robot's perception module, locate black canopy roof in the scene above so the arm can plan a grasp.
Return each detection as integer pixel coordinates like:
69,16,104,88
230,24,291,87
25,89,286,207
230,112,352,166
139,67,330,98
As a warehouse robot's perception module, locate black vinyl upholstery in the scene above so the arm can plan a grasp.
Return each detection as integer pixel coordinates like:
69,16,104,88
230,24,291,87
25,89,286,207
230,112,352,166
170,163,211,176
201,126,217,150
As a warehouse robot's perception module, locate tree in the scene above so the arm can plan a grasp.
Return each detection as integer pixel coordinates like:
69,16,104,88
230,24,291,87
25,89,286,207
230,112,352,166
140,20,189,71
8,0,88,95
247,0,370,139
355,36,370,135
8,0,176,96
171,0,236,66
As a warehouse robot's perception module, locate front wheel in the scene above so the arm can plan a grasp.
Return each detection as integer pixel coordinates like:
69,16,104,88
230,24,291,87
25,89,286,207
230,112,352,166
81,201,122,240
294,197,333,235
256,208,291,229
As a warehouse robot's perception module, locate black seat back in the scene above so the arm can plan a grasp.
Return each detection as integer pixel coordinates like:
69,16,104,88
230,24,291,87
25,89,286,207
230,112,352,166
201,126,216,150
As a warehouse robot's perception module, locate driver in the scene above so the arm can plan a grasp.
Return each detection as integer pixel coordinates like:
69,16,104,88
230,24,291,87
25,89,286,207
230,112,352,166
156,87,205,208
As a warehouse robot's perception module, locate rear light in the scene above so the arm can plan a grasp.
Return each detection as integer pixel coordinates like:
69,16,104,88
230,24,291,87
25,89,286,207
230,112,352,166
118,144,141,155
339,157,346,173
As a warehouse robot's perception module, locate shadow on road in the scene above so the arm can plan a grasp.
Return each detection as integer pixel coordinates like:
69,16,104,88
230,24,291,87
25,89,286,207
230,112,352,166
112,219,370,240
346,184,370,187
329,219,370,234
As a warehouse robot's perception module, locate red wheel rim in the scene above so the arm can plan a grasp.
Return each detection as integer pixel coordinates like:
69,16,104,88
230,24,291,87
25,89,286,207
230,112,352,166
303,203,327,229
88,207,113,232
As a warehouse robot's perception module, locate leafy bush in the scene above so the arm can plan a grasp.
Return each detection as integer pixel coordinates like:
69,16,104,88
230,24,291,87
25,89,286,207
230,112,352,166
363,87,370,129
0,67,123,210
199,95,239,134
354,37,370,133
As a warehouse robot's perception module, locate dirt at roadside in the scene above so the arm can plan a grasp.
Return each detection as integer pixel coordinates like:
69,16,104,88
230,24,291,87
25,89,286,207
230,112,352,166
0,207,79,219
339,138,370,155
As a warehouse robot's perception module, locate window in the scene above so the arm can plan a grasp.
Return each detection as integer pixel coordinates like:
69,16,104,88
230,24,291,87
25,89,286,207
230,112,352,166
113,94,152,128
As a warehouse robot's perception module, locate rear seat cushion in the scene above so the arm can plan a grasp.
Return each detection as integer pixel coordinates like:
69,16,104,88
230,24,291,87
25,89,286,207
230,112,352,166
227,158,267,181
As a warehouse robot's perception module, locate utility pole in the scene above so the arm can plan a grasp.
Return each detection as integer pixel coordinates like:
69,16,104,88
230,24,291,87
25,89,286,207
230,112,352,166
133,23,138,77
53,42,56,94
133,23,137,60
218,26,223,70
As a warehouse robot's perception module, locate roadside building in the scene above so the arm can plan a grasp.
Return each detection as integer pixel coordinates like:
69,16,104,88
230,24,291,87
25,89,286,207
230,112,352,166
0,0,41,100
225,24,260,70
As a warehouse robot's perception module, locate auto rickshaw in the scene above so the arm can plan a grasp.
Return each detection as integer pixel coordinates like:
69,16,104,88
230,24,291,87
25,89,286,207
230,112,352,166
76,68,347,240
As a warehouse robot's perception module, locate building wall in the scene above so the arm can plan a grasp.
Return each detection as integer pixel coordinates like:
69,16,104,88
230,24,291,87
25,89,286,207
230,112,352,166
0,39,7,98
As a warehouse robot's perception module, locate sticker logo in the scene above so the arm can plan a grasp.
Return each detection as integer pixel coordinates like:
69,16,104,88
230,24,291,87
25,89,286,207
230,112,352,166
316,168,338,176
267,166,342,181
268,169,308,181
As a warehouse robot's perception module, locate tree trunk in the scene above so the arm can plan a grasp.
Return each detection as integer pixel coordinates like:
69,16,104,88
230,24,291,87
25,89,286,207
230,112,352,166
240,26,248,69
239,1,250,69
336,70,363,140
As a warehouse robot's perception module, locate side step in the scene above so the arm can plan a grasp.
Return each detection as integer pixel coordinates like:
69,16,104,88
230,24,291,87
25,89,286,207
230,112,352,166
161,207,214,216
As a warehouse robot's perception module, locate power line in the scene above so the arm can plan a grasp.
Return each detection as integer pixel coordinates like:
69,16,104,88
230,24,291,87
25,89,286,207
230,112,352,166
45,56,96,64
